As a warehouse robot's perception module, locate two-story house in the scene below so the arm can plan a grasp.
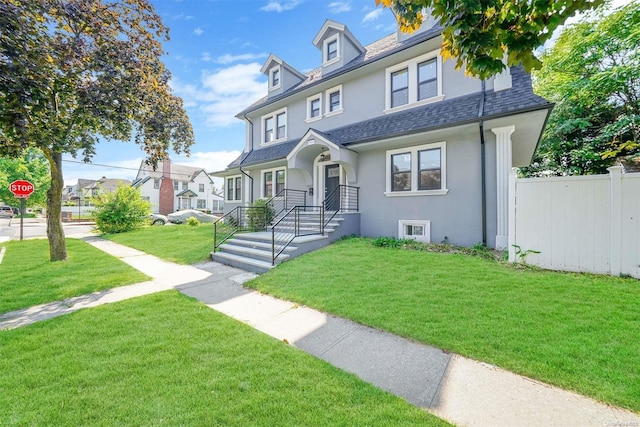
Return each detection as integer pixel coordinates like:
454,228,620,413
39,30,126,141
133,159,219,215
215,17,552,251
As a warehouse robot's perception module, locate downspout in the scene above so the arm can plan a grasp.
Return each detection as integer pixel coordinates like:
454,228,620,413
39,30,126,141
239,113,254,204
478,80,487,246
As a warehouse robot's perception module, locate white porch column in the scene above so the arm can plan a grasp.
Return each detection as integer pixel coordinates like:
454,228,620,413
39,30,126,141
492,125,515,249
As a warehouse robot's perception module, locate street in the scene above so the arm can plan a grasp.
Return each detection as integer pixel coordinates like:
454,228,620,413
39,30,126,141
0,217,95,242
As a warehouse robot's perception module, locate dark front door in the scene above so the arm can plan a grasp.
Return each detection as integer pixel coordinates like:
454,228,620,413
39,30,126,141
325,164,340,211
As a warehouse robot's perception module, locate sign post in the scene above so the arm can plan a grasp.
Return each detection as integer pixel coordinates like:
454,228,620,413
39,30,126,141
9,180,35,241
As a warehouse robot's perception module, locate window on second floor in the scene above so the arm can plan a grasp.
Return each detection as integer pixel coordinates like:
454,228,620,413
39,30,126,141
153,179,160,189
262,108,287,144
173,180,178,191
385,50,443,113
325,85,343,116
306,94,322,122
182,182,188,190
198,183,205,193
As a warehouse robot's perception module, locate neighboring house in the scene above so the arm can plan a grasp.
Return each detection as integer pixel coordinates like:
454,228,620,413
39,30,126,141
63,177,130,205
214,17,552,249
133,159,218,215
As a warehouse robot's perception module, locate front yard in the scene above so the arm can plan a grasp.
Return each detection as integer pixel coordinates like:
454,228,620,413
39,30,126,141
0,291,446,426
246,237,640,412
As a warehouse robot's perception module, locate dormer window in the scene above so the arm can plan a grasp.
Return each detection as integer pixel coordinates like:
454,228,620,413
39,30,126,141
269,66,281,91
323,34,340,65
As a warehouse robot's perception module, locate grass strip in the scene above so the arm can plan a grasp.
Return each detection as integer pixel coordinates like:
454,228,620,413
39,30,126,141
0,291,448,426
0,238,149,314
246,237,640,412
104,223,224,265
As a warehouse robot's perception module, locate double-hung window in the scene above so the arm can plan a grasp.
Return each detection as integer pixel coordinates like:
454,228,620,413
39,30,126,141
226,176,242,202
198,183,205,193
323,35,340,65
385,142,447,196
262,108,287,143
385,50,443,112
391,68,409,108
262,168,286,198
307,94,322,122
327,39,337,61
271,68,280,88
325,85,343,116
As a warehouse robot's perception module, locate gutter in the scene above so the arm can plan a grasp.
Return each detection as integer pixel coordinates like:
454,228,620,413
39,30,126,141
239,113,255,204
478,80,487,246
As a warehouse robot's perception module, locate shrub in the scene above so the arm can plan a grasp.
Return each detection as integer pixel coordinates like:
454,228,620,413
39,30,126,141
186,216,200,226
91,185,151,234
247,198,275,231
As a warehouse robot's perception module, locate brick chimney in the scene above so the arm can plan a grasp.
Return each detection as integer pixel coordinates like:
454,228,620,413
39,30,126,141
158,158,174,215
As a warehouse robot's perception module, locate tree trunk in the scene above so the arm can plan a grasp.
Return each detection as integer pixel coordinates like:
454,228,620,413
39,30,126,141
43,148,67,261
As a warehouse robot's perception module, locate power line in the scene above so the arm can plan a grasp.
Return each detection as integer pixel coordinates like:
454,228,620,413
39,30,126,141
62,159,210,180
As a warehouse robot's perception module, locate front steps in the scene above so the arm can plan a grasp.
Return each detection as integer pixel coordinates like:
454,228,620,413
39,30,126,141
211,213,354,274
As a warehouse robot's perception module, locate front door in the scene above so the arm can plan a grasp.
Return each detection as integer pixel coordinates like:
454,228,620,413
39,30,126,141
324,164,340,211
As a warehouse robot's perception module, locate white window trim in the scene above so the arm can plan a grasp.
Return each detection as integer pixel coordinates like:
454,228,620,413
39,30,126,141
269,65,281,91
398,220,431,243
384,50,444,114
325,84,343,117
384,141,448,197
323,34,340,67
226,174,242,202
306,93,323,123
260,167,287,198
261,107,287,145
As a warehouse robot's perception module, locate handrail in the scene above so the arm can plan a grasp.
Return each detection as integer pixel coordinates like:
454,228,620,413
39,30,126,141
265,188,307,219
213,205,270,250
271,205,323,265
323,184,359,227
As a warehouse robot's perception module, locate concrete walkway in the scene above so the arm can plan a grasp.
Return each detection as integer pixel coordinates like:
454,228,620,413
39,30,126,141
1,236,639,426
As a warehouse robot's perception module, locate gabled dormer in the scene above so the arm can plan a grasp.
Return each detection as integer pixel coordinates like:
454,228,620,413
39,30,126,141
260,54,306,98
312,20,365,76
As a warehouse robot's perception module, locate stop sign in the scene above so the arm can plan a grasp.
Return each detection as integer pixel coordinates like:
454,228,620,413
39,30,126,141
9,180,35,198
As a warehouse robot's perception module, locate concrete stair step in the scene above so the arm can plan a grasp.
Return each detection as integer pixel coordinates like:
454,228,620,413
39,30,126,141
218,243,290,262
226,238,298,252
211,251,275,274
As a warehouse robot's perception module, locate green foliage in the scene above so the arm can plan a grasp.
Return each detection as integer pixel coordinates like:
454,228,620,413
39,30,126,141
185,216,200,226
91,185,151,234
522,1,640,176
0,149,49,207
377,0,604,78
0,0,194,261
512,244,541,265
247,199,275,231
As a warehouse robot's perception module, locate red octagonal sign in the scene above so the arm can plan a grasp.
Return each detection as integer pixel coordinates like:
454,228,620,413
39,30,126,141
10,180,35,198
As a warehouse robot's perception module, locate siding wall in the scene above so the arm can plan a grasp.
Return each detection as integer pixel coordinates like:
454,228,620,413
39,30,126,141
509,167,640,278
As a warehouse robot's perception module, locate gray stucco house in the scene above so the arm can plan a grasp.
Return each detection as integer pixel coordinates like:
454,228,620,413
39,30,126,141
214,17,551,269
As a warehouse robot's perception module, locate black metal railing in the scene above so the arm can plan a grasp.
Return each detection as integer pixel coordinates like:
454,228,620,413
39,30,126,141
271,206,323,265
213,206,272,249
266,189,307,218
323,185,359,227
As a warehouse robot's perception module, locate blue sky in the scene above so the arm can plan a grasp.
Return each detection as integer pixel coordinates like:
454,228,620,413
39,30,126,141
62,0,398,187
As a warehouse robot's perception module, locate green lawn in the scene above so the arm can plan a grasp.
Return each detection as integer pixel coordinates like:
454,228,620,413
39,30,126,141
0,291,448,426
104,223,224,264
0,238,149,314
246,238,640,412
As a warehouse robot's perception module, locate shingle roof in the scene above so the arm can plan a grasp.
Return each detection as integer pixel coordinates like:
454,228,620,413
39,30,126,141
237,26,443,117
227,66,551,169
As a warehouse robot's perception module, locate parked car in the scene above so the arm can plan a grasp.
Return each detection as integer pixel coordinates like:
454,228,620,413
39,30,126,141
149,213,168,225
167,209,217,224
0,206,18,218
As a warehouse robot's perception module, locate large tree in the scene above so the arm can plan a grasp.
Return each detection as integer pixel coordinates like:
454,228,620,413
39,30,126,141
0,0,194,261
0,149,50,208
521,0,640,176
376,0,605,78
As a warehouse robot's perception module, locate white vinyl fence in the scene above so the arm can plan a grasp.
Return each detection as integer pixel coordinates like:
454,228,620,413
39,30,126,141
508,166,640,279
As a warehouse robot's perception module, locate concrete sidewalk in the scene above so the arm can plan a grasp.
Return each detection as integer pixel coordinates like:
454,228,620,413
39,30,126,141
1,236,639,426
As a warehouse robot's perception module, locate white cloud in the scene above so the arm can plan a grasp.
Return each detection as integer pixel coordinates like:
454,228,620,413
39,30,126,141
201,52,213,62
170,63,266,127
328,1,351,13
362,8,383,23
260,0,302,13
193,27,204,36
215,52,269,65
